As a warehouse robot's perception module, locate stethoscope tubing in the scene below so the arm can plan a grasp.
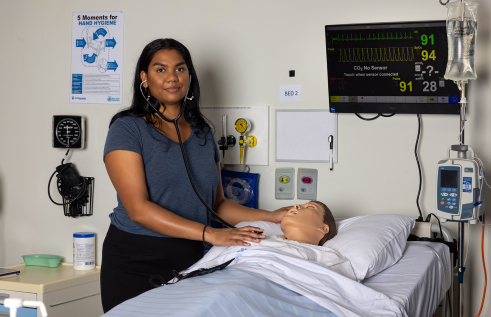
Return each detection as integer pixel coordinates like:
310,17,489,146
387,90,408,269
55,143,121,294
140,78,235,229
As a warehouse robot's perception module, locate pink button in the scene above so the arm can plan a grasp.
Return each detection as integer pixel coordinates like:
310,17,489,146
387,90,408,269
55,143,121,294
302,177,312,184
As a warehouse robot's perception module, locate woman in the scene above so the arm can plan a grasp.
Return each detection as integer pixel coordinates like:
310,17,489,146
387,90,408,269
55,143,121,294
101,38,287,313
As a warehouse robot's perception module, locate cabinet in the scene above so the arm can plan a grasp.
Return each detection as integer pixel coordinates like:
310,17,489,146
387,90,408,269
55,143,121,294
0,263,103,317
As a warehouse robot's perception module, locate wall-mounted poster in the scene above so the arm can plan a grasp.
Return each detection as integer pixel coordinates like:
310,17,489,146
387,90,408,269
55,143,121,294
70,12,124,104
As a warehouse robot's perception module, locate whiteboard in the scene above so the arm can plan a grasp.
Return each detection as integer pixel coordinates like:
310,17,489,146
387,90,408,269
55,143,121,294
275,110,337,163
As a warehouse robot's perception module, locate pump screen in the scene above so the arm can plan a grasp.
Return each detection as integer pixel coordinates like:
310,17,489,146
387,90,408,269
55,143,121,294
441,170,458,188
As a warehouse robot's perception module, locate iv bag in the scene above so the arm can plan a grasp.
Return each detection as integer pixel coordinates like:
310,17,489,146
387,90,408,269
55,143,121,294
444,0,479,83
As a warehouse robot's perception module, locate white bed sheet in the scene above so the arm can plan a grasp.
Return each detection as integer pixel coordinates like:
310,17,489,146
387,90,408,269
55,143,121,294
178,240,407,316
362,241,451,317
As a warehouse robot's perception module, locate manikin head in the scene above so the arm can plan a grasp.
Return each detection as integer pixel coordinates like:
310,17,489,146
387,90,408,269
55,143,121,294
280,201,337,246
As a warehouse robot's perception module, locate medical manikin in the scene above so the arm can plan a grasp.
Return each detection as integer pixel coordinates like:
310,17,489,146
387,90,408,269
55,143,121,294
276,201,336,246
167,201,357,283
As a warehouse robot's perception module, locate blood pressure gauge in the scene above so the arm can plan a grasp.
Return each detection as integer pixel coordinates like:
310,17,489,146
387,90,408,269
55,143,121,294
235,118,251,133
52,115,85,149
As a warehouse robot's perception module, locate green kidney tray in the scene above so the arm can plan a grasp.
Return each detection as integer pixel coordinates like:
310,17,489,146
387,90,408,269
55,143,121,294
22,254,62,268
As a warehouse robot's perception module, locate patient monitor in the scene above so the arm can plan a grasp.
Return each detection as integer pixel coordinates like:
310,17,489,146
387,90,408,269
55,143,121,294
436,145,485,224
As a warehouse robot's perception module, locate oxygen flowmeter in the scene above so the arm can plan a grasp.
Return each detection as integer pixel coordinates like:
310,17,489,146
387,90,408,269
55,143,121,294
436,145,484,224
217,114,236,162
235,118,257,165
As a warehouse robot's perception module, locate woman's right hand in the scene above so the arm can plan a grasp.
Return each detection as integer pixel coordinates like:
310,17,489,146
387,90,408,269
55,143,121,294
205,226,266,246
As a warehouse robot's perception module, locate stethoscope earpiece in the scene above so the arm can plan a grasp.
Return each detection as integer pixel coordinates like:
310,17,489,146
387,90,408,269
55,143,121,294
139,77,191,123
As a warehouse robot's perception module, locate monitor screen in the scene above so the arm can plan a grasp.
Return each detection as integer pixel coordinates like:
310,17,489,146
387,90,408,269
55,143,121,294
325,21,461,114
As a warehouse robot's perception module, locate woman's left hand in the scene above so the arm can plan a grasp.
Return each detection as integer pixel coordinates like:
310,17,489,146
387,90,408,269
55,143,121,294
263,206,291,224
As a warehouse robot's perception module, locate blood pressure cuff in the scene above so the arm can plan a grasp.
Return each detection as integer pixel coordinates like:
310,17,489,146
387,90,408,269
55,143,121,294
221,170,259,209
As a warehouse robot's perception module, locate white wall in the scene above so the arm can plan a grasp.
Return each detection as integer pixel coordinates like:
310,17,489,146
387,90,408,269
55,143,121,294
1,0,490,315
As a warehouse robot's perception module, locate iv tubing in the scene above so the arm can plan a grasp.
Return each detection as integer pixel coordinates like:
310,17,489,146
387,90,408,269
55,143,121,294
477,214,487,317
459,84,467,145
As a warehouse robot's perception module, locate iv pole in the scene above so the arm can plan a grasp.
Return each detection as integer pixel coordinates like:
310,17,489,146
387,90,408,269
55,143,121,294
457,1,467,316
440,0,480,315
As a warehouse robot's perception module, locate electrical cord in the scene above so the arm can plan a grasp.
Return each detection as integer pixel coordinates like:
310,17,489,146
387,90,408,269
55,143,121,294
355,113,380,121
426,213,444,240
355,113,395,120
355,112,422,222
415,114,424,221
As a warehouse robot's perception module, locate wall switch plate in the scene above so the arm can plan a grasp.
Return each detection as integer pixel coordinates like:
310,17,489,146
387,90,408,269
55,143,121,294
297,168,318,200
275,168,295,200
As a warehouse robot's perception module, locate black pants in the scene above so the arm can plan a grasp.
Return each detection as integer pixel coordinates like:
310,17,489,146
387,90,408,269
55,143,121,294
100,224,204,313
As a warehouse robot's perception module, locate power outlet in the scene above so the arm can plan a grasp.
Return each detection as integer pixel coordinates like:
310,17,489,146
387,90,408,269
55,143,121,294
275,168,295,200
297,168,318,200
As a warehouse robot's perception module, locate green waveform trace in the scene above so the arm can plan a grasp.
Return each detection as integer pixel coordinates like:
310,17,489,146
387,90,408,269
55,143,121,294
338,47,415,62
331,32,414,43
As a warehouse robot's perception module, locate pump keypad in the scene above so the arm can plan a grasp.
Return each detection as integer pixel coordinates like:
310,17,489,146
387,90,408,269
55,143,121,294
438,188,459,213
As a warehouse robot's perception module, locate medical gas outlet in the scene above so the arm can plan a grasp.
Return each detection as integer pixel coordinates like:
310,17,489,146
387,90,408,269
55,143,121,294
235,118,257,165
276,168,295,200
297,168,318,200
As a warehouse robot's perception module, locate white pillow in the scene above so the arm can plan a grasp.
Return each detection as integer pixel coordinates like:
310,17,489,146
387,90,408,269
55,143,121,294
324,214,415,281
237,214,415,282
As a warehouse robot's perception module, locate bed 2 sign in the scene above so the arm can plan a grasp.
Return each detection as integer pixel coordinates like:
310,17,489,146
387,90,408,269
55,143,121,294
280,85,301,101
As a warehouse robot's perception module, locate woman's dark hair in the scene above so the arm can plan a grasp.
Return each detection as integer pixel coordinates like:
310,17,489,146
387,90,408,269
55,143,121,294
311,200,337,246
109,38,211,138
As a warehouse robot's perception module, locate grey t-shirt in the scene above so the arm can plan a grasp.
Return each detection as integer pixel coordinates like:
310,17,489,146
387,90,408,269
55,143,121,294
103,116,220,237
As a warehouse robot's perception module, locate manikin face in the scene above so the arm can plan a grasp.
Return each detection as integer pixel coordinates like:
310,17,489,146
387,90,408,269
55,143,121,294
140,49,190,108
280,202,329,238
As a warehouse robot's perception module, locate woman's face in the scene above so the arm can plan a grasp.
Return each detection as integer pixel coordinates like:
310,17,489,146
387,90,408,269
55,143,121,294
141,49,190,108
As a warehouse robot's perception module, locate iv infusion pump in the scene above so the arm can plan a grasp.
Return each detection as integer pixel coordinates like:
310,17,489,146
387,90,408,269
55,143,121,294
436,145,485,224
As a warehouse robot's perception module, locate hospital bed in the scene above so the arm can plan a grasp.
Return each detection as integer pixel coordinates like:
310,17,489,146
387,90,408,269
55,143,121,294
102,217,452,317
363,241,451,317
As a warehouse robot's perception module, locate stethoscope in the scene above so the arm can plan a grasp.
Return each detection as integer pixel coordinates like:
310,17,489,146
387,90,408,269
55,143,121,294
140,77,236,229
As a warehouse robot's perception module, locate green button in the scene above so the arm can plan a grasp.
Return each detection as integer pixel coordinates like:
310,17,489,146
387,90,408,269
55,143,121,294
440,197,445,201
330,96,340,103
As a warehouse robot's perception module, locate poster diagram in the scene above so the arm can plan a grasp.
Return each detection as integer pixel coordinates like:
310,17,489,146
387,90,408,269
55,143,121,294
70,12,124,104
